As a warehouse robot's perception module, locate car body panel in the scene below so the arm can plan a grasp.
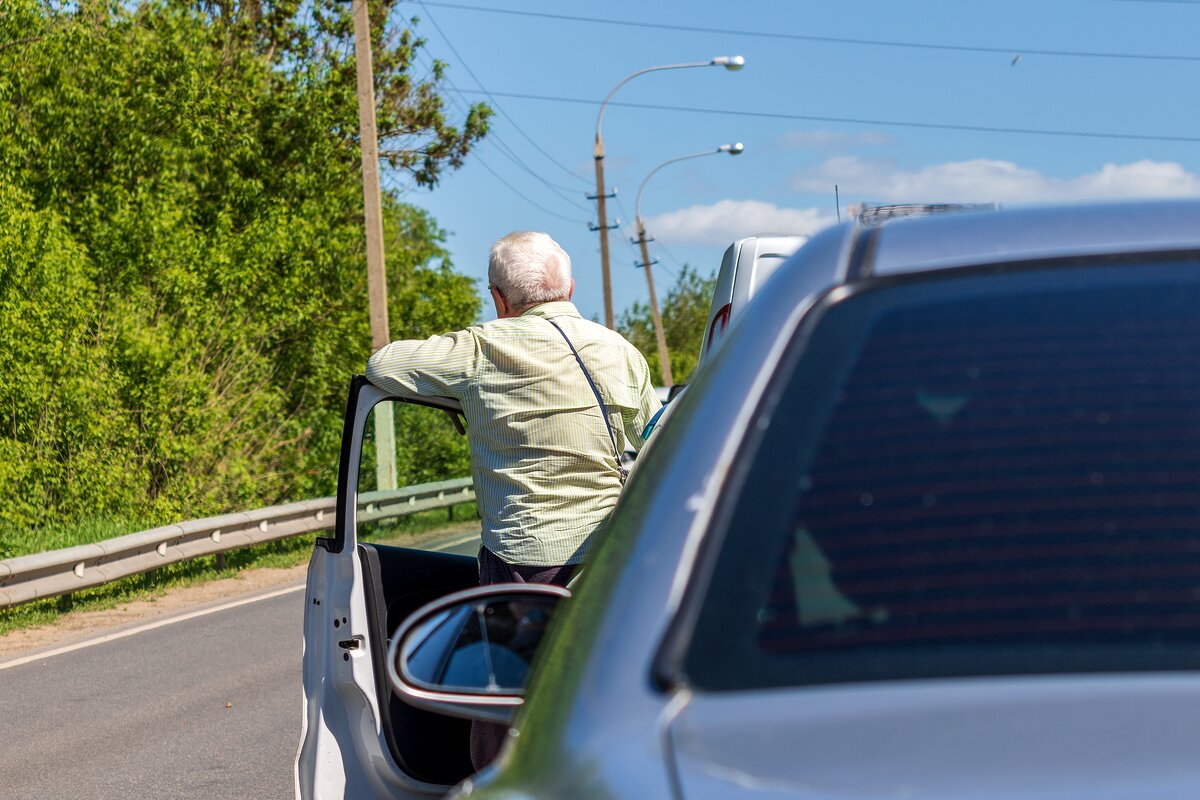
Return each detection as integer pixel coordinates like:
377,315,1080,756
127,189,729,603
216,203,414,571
870,199,1200,276
298,544,439,800
669,675,1200,799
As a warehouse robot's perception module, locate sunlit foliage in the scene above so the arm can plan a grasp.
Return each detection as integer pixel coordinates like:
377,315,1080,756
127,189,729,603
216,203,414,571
0,0,487,551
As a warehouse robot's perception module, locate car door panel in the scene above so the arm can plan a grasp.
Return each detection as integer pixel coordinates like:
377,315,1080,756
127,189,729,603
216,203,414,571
299,542,437,799
359,542,478,785
298,378,478,798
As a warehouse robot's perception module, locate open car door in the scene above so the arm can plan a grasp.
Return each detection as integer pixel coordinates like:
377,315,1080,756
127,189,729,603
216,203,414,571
296,376,480,799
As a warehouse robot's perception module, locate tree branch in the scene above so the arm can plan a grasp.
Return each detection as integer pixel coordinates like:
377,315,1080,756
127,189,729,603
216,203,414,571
0,36,44,53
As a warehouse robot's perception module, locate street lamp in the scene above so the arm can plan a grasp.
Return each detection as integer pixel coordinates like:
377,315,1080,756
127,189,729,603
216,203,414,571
634,143,744,387
592,56,745,329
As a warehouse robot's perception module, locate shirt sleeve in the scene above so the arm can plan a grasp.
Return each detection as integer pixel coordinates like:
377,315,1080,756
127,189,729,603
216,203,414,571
621,346,663,452
365,329,482,400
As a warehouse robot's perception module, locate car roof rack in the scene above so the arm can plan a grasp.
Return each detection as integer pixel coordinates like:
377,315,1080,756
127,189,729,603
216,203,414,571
857,202,998,225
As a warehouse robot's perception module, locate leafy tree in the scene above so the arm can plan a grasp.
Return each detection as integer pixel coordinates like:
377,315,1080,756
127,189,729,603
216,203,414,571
619,266,717,385
0,0,486,540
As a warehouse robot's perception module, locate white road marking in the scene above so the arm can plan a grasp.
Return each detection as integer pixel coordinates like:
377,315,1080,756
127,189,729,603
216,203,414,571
0,530,480,671
433,533,480,551
0,583,305,672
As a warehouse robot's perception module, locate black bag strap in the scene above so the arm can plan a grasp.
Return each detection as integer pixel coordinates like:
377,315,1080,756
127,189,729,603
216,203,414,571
544,317,628,484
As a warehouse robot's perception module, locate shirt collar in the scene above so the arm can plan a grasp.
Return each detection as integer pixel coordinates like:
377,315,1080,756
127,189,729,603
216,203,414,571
521,301,581,320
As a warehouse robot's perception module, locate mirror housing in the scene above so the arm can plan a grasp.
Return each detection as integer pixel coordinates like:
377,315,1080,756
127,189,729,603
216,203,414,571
386,583,570,724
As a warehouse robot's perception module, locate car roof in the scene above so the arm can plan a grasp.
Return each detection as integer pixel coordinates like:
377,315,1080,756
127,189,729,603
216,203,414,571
708,198,1200,406
866,199,1200,277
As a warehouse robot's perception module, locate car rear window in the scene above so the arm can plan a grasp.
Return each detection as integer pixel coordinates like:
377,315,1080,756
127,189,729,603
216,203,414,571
685,257,1200,691
747,253,790,295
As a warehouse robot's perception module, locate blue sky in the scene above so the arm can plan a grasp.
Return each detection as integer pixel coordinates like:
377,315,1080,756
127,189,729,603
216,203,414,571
387,0,1200,324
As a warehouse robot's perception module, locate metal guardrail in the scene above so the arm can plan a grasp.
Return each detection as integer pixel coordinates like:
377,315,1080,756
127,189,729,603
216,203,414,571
0,477,474,609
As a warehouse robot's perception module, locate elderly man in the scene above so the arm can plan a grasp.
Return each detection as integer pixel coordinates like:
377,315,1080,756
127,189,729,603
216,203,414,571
366,230,661,586
368,232,660,769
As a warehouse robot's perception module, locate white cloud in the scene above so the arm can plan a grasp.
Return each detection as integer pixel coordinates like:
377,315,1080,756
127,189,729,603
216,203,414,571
793,157,1200,204
646,199,836,246
636,159,1200,247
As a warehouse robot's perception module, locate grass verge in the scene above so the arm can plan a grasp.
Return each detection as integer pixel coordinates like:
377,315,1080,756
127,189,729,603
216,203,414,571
0,502,478,636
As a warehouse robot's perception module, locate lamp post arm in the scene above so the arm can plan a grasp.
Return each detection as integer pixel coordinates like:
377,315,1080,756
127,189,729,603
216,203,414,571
635,148,723,226
594,61,718,156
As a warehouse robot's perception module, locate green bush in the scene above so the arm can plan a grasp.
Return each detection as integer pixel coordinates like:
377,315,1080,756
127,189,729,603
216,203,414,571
0,1,487,551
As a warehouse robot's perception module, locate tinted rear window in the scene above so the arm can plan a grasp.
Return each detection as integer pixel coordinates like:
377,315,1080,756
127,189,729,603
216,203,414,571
686,257,1200,691
748,254,790,293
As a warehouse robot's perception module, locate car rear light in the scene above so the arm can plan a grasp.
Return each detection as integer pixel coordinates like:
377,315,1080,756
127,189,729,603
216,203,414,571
707,303,731,349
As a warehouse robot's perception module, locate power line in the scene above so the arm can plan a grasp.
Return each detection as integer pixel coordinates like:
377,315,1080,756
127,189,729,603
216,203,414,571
408,59,589,221
416,1,1200,64
613,192,683,295
612,192,648,268
441,80,595,209
487,134,592,199
622,193,683,282
414,1,593,185
462,89,1200,145
652,241,685,280
411,48,594,213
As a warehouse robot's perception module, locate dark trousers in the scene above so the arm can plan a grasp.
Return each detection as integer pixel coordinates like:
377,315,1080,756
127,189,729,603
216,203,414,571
470,547,577,772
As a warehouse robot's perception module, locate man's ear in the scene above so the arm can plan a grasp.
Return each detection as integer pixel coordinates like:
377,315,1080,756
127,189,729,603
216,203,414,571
491,284,514,318
568,278,575,300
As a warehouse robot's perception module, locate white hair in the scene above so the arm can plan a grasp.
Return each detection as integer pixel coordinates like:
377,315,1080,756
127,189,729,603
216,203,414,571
488,231,572,312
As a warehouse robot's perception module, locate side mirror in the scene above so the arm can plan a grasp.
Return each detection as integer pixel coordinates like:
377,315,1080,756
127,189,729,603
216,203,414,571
667,384,687,403
386,583,570,724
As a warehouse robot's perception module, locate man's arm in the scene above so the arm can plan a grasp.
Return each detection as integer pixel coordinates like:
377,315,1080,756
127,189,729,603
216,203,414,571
621,352,663,452
365,329,482,399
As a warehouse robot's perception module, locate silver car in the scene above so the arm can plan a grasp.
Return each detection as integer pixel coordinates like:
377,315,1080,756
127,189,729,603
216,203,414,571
697,234,807,371
301,199,1200,799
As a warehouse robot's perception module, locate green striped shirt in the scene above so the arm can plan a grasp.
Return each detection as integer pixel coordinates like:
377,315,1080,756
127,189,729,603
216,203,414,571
365,301,661,566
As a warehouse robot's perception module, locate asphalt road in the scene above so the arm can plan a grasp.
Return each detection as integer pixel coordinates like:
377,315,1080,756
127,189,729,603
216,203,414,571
0,530,480,800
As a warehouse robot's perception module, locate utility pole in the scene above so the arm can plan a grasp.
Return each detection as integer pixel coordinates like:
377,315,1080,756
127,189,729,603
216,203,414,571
592,56,744,330
349,0,396,491
633,222,673,387
633,142,744,389
590,145,617,330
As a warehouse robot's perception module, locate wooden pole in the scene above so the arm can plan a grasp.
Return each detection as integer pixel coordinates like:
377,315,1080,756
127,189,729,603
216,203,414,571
636,220,673,386
351,0,396,490
593,138,615,329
